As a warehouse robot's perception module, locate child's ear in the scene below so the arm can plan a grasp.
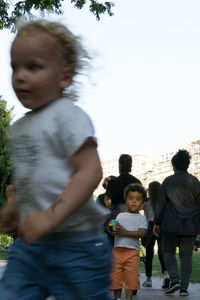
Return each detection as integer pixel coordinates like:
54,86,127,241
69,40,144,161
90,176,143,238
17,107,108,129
59,67,73,89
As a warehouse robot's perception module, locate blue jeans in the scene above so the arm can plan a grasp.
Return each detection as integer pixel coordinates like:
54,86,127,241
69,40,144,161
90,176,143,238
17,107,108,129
0,231,112,300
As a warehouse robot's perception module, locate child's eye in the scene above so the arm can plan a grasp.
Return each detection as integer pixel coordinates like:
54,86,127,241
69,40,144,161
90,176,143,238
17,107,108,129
127,197,134,201
28,64,41,70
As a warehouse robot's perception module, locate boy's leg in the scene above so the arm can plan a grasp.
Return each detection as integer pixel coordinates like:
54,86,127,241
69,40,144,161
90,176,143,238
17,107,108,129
125,289,134,300
113,289,122,298
124,249,140,292
48,234,112,300
0,238,49,300
110,248,124,299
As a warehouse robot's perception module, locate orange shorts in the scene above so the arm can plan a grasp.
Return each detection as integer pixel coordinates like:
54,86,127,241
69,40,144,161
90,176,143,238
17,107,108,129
111,247,140,290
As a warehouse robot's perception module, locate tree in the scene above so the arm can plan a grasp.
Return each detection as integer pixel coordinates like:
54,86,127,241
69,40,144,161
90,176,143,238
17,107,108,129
0,96,13,207
0,0,114,30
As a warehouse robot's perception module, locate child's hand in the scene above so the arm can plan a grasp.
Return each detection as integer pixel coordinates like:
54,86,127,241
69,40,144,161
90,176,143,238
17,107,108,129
0,203,19,235
106,226,115,236
19,211,54,243
112,225,127,236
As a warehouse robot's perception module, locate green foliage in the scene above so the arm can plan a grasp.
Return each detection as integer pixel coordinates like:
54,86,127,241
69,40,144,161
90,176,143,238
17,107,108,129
0,96,13,207
140,244,146,257
0,0,114,31
0,233,13,249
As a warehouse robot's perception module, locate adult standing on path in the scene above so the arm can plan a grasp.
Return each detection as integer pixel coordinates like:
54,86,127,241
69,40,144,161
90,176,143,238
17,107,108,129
106,154,141,213
142,181,170,289
153,150,200,296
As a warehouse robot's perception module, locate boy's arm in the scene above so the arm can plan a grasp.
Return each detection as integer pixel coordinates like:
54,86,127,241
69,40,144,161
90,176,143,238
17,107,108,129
19,138,102,241
114,225,147,239
1,188,19,235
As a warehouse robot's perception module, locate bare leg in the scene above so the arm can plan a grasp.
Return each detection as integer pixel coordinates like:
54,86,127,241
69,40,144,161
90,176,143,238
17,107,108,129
125,289,134,300
113,289,122,298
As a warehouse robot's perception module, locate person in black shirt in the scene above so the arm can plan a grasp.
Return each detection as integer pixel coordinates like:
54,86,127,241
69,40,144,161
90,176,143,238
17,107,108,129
106,154,141,213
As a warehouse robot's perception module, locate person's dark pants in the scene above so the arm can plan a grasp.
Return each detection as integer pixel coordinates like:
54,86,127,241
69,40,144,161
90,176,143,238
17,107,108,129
161,233,196,290
145,222,166,277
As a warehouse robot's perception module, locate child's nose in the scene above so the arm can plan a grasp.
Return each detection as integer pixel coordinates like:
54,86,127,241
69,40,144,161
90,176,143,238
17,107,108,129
14,69,27,82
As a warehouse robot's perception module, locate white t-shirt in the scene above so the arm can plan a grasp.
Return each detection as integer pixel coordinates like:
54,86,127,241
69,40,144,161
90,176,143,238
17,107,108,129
114,212,147,251
10,97,108,232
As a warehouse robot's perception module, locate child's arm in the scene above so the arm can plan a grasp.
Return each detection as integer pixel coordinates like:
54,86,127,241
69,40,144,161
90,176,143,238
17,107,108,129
113,225,147,239
19,138,102,242
1,187,19,235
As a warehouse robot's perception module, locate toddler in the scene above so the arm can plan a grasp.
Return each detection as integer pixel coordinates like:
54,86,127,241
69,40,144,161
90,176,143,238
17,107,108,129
0,19,112,300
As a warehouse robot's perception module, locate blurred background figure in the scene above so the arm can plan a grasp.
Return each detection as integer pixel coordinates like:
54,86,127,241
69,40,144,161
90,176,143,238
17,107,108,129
142,181,170,289
96,175,116,207
154,150,200,296
107,154,141,213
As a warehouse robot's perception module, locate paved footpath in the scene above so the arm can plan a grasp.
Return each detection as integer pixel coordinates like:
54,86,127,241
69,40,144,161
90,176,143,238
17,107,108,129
118,273,200,300
1,261,200,299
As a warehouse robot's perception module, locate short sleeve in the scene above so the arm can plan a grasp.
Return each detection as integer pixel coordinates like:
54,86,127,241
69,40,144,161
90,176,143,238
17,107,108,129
116,213,121,222
58,101,97,158
139,215,148,229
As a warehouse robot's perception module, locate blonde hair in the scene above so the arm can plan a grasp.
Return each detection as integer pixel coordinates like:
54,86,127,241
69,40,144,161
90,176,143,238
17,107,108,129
15,19,90,100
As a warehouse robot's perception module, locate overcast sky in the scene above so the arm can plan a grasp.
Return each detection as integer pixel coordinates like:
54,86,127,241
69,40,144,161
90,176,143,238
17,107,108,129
1,0,200,161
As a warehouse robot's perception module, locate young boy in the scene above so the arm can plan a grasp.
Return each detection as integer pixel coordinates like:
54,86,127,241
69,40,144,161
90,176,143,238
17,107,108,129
111,183,147,300
0,19,112,300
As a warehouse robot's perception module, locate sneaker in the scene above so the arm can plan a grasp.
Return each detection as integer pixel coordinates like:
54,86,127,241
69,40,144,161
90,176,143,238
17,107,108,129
180,289,189,296
142,279,152,287
164,282,181,294
162,277,170,289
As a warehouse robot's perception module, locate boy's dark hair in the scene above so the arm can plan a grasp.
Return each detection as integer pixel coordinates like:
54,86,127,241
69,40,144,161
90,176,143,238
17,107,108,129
119,154,132,174
124,183,147,202
171,149,191,171
148,181,161,212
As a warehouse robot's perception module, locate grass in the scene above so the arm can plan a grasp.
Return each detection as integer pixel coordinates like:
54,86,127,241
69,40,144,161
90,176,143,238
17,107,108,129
140,251,200,283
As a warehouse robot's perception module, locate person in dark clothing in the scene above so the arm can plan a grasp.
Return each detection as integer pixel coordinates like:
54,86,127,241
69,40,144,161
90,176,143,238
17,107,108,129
142,181,170,289
153,150,200,296
106,154,141,213
96,176,116,207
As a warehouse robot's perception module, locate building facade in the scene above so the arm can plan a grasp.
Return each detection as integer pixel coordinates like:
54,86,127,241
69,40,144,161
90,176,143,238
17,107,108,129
95,140,200,197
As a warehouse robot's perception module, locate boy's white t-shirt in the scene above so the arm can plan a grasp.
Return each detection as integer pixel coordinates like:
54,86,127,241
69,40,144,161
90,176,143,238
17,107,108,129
114,212,147,251
10,97,108,232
